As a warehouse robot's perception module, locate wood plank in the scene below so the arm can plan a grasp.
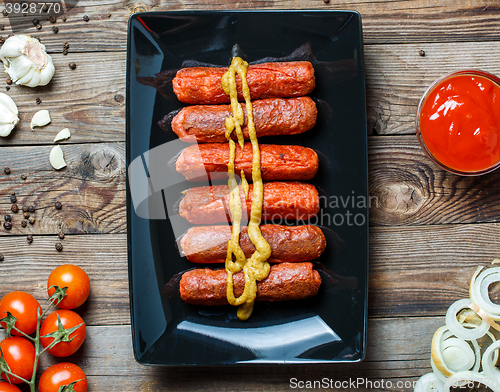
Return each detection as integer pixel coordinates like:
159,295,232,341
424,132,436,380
1,223,498,325
2,0,500,51
369,135,500,226
0,234,128,326
0,317,441,391
1,39,498,146
369,223,500,317
0,51,125,145
365,41,500,135
0,142,126,235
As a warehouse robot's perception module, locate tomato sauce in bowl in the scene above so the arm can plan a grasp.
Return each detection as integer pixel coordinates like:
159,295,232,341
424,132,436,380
416,70,500,175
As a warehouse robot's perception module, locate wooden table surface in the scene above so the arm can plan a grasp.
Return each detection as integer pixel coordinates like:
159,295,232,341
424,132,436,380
0,1,499,391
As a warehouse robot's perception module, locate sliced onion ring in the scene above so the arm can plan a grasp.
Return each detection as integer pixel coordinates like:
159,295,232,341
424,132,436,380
431,326,481,380
443,370,500,392
481,339,500,379
470,266,500,318
469,302,500,333
445,299,489,340
413,372,444,392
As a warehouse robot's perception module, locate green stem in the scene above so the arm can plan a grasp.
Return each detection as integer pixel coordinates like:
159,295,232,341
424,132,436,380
28,301,57,392
28,309,42,392
10,325,36,342
1,367,31,385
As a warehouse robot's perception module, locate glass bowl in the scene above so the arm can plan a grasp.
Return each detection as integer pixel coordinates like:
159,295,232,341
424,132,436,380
416,69,500,176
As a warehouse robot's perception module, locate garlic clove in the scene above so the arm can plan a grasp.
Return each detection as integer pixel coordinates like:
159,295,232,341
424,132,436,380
25,69,42,88
15,66,36,86
30,109,51,130
7,56,33,82
0,124,15,137
0,93,19,137
0,36,26,58
0,35,55,87
49,145,66,170
0,93,18,116
39,60,55,86
54,128,71,142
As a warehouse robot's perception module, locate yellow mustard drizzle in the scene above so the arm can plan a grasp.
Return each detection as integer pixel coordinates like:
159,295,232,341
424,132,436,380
222,57,271,320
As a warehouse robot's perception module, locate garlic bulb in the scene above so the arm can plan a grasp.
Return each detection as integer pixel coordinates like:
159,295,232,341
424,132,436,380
31,109,51,130
0,35,55,87
0,93,19,137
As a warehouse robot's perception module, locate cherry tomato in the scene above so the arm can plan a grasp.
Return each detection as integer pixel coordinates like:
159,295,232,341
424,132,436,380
47,265,90,309
0,336,37,384
40,310,86,357
0,382,22,392
0,291,41,336
39,362,87,392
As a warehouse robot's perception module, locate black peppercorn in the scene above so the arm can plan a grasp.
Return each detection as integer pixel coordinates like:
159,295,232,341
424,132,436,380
36,24,42,30
23,212,30,219
4,167,10,174
27,235,33,244
61,16,66,22
28,205,35,213
21,174,26,180
21,220,27,227
4,221,12,230
2,10,8,17
35,97,42,104
28,216,35,225
6,78,12,85
0,254,4,261
5,86,9,91
419,50,425,57
4,214,11,222
83,15,89,22
48,15,56,23
32,18,39,25
62,48,68,55
58,232,65,239
52,26,58,34
22,206,28,213
55,242,63,251
11,204,18,213
41,4,48,12
68,62,76,70
55,201,62,210
114,94,124,103
9,195,16,203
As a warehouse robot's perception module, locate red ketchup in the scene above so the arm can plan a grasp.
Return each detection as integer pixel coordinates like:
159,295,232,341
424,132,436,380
418,71,500,174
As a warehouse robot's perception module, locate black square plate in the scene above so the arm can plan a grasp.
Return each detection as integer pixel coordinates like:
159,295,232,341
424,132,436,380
126,10,368,365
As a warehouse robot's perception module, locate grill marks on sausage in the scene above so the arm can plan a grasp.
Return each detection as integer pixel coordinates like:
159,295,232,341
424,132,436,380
176,143,319,182
166,97,317,143
179,182,320,225
172,61,316,104
181,225,326,264
180,262,322,306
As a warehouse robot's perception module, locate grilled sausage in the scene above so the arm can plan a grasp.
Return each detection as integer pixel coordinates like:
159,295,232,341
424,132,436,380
180,262,321,306
178,181,320,224
165,97,317,143
176,143,319,182
181,224,326,264
172,61,315,104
